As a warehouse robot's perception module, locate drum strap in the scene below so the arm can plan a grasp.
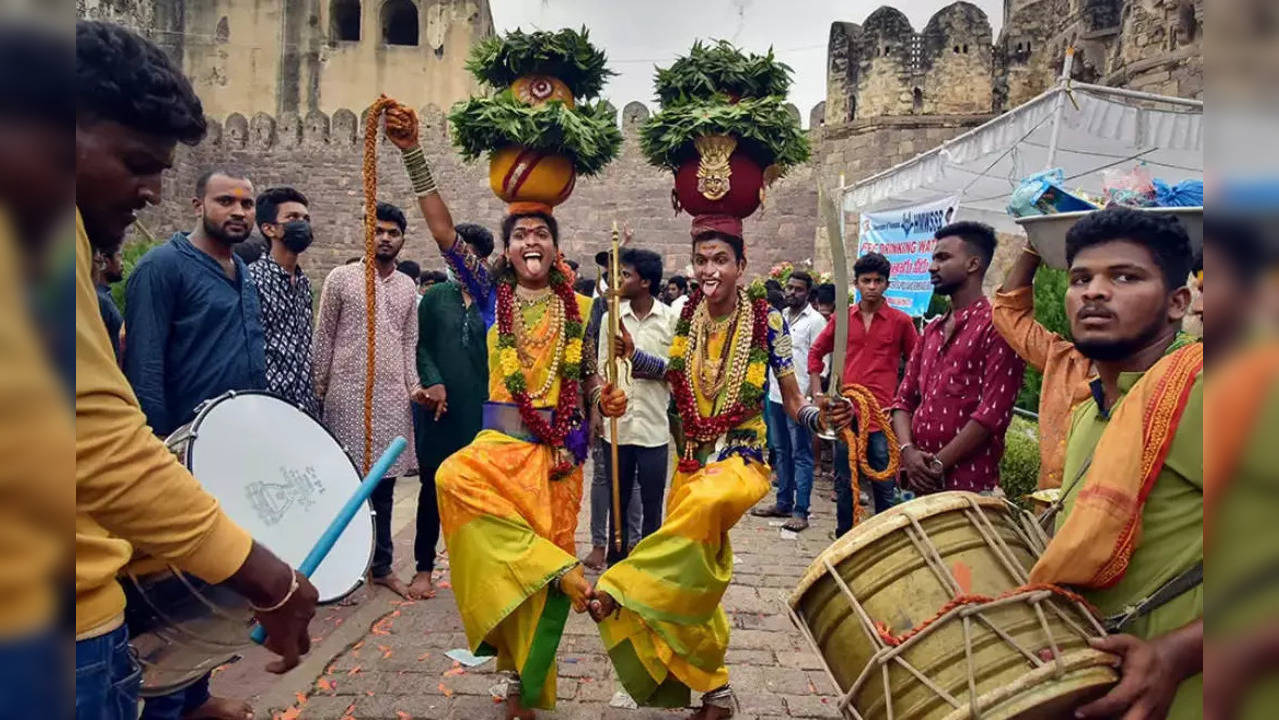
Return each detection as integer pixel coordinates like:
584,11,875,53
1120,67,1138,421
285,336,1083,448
1103,561,1203,633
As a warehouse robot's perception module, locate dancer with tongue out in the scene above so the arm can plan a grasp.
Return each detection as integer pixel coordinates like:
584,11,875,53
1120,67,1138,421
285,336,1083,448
589,216,853,718
384,101,612,719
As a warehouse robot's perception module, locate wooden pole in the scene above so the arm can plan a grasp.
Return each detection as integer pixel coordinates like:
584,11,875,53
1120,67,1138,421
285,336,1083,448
606,221,624,553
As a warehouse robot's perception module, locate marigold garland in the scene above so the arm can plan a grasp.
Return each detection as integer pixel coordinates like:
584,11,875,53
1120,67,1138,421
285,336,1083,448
495,260,584,479
666,281,770,472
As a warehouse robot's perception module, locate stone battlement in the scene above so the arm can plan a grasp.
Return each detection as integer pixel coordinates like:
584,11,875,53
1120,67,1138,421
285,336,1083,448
192,99,815,153
825,0,1202,127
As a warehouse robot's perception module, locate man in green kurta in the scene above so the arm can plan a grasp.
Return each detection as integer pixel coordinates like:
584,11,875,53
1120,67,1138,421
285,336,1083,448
1024,208,1202,720
409,223,494,599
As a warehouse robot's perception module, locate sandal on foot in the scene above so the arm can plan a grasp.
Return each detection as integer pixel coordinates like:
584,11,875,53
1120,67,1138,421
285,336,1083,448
750,504,788,518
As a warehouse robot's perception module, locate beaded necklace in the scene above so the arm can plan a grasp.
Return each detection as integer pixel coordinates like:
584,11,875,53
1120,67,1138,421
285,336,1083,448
494,263,585,478
666,281,770,472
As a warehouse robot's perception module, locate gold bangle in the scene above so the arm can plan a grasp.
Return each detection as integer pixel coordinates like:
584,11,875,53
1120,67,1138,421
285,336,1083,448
250,570,299,613
1023,243,1041,257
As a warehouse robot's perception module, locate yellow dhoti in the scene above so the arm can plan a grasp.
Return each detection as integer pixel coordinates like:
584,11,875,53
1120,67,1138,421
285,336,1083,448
595,456,770,707
436,429,582,709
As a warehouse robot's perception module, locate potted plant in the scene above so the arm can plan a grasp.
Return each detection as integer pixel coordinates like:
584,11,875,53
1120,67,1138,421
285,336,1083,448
449,27,623,211
639,41,810,221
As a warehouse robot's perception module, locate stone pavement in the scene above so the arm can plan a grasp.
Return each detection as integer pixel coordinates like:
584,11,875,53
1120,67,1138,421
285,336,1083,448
230,466,854,720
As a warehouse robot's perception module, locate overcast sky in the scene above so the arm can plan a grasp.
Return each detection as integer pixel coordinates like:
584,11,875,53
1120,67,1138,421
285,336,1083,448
488,0,1005,126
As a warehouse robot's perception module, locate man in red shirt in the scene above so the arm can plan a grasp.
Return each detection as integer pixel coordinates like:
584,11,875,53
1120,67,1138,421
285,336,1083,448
891,222,1026,494
808,252,918,536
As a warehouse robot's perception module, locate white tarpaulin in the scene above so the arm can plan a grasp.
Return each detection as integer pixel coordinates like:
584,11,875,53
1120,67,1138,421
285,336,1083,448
840,82,1203,234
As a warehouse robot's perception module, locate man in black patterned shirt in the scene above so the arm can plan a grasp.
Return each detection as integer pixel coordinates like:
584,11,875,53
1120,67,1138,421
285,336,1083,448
247,187,321,416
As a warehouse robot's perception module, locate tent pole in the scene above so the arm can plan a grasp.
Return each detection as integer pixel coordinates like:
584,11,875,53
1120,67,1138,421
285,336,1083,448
1044,47,1075,170
1068,81,1203,108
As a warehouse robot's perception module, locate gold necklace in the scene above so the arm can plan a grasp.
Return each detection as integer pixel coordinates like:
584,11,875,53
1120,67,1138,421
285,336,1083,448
514,292,567,401
692,294,742,400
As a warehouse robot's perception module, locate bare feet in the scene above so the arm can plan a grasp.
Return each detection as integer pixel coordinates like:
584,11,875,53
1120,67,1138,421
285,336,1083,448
587,589,617,622
182,696,253,720
505,694,534,719
371,573,412,599
407,571,436,599
582,546,606,571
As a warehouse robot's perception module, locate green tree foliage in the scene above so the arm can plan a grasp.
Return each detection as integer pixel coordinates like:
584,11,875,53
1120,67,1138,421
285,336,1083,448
109,236,161,314
999,415,1041,507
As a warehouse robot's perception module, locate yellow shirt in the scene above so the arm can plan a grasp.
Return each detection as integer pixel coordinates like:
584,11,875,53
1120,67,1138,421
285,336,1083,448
0,214,69,637
75,210,252,637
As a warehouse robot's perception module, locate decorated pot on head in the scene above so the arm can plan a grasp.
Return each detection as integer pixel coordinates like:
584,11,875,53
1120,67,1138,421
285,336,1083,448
639,40,809,237
449,27,622,214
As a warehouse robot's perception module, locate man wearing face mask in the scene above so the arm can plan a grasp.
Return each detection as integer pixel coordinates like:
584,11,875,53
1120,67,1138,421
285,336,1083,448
248,187,320,417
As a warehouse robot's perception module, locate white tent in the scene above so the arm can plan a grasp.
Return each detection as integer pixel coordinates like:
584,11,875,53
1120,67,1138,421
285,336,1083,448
838,75,1203,234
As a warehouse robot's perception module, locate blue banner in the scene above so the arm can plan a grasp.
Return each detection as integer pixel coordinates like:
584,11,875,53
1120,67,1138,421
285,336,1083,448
854,196,960,317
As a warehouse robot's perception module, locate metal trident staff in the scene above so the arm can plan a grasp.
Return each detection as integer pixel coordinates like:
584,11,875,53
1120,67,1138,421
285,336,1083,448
604,221,624,553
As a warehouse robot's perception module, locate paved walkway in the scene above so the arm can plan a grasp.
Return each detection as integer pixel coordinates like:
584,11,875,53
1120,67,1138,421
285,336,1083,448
218,465,851,720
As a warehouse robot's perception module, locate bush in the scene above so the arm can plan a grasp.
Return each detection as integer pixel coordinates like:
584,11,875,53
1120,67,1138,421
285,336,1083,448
110,236,162,314
999,415,1041,507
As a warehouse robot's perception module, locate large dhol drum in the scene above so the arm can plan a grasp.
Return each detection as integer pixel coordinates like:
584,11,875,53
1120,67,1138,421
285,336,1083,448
126,391,374,696
789,492,1116,720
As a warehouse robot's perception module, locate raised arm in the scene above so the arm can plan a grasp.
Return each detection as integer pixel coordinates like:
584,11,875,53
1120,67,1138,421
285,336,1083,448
383,100,456,254
992,244,1070,373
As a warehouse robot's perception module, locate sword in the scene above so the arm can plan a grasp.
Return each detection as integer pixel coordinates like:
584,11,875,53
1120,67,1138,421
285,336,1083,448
817,178,851,440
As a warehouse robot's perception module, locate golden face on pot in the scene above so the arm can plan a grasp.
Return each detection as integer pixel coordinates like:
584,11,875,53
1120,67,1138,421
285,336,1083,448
694,134,736,201
511,75,575,108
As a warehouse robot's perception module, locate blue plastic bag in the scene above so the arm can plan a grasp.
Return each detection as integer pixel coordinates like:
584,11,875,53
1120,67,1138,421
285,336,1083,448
1008,168,1098,217
1153,179,1204,207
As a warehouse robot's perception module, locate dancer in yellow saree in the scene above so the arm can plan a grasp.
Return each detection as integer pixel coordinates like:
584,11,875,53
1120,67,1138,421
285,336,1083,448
385,103,625,719
589,221,850,719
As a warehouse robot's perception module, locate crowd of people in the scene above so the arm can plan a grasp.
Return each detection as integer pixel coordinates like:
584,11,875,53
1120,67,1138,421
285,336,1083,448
56,18,1232,720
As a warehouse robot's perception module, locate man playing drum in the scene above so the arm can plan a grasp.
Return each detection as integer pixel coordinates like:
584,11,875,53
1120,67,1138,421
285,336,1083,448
1027,207,1202,719
383,101,604,719
588,219,852,719
74,20,318,720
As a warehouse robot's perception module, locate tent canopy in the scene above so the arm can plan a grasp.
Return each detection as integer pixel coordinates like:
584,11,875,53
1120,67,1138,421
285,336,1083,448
839,82,1204,234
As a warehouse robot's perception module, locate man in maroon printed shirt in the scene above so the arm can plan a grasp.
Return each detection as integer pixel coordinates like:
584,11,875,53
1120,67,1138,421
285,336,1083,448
891,221,1026,494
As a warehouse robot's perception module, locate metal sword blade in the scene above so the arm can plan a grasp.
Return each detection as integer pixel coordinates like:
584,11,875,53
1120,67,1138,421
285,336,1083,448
820,185,850,394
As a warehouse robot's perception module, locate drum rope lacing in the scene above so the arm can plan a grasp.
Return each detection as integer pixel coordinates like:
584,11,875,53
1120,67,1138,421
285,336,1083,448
837,383,901,526
359,97,397,473
872,582,1097,648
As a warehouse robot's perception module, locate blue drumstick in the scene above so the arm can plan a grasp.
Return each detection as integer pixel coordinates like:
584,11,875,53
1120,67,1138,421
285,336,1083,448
250,436,408,644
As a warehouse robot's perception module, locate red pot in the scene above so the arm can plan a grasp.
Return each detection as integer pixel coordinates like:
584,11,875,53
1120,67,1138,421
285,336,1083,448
674,148,765,219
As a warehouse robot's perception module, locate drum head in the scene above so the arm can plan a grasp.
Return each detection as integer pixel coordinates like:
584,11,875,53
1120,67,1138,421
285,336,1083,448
186,392,372,602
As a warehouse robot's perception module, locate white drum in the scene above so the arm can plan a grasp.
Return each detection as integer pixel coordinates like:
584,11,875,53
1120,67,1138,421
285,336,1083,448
127,391,374,695
166,390,374,603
